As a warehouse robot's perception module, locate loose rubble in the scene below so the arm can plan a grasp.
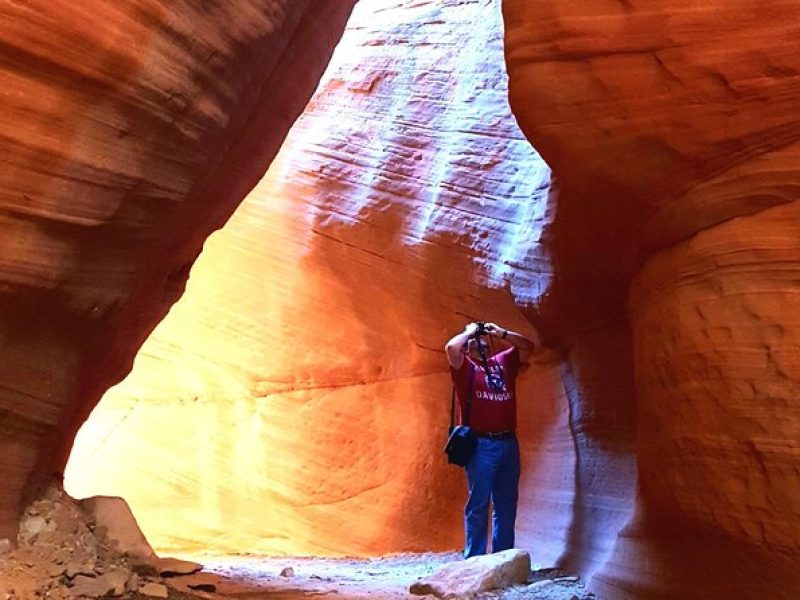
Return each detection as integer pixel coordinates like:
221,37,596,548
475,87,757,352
0,485,210,599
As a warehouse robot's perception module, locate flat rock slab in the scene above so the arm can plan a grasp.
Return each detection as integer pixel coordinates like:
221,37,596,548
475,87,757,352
409,549,531,599
156,556,204,576
165,571,222,593
70,569,128,598
140,582,169,598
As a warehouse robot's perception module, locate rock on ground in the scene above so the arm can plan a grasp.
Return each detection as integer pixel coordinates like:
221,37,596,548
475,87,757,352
0,485,209,599
410,549,531,599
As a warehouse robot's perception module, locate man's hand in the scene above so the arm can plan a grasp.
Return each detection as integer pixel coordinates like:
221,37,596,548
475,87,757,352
446,320,539,368
484,322,502,336
446,322,482,369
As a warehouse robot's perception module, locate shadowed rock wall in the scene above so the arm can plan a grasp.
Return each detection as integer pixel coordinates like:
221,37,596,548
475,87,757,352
0,0,356,542
503,1,800,597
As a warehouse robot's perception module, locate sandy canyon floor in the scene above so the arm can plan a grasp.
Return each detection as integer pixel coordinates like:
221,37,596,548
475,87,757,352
191,552,594,600
0,488,593,599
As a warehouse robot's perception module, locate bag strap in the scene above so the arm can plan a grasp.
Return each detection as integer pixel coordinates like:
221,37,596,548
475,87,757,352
450,362,475,427
476,337,505,390
449,387,456,429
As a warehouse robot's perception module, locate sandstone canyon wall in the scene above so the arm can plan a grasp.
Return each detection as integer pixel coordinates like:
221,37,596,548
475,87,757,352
504,1,800,598
0,0,356,543
67,0,603,562
9,0,794,598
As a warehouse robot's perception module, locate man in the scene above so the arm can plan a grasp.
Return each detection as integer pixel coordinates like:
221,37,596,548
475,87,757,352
445,321,537,558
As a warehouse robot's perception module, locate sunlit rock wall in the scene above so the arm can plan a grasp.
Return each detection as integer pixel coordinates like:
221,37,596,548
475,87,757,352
0,0,356,542
66,0,576,559
504,1,800,597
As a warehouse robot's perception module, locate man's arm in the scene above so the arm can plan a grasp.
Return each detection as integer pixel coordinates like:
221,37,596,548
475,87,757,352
445,322,479,369
485,322,539,363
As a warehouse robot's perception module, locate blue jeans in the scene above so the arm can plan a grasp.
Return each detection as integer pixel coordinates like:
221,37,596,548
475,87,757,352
464,436,521,558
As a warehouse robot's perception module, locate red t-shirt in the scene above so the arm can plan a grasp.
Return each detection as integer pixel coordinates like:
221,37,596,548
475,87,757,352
450,346,520,433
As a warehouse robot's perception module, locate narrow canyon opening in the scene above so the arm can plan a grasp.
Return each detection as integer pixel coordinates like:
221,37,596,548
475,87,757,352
58,0,595,597
61,0,579,563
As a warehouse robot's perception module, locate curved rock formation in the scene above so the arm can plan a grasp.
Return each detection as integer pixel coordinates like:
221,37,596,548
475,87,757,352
66,0,567,558
504,1,800,597
0,0,356,542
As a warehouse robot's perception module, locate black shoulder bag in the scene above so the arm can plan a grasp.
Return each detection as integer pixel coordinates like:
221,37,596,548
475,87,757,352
444,363,478,467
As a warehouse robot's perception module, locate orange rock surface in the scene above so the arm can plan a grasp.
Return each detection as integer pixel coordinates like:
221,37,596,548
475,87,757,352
0,0,356,542
504,0,800,597
66,0,568,559
3,0,797,597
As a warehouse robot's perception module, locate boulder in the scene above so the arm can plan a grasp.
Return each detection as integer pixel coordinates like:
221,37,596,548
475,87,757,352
410,549,530,599
79,496,157,567
18,516,47,544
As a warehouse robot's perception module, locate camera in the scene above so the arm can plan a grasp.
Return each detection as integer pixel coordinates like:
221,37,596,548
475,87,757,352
471,322,505,390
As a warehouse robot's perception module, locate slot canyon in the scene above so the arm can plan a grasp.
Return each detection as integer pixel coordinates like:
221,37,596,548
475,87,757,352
1,1,798,599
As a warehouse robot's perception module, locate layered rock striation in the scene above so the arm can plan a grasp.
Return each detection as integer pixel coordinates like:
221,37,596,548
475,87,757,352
504,1,800,597
0,0,356,542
